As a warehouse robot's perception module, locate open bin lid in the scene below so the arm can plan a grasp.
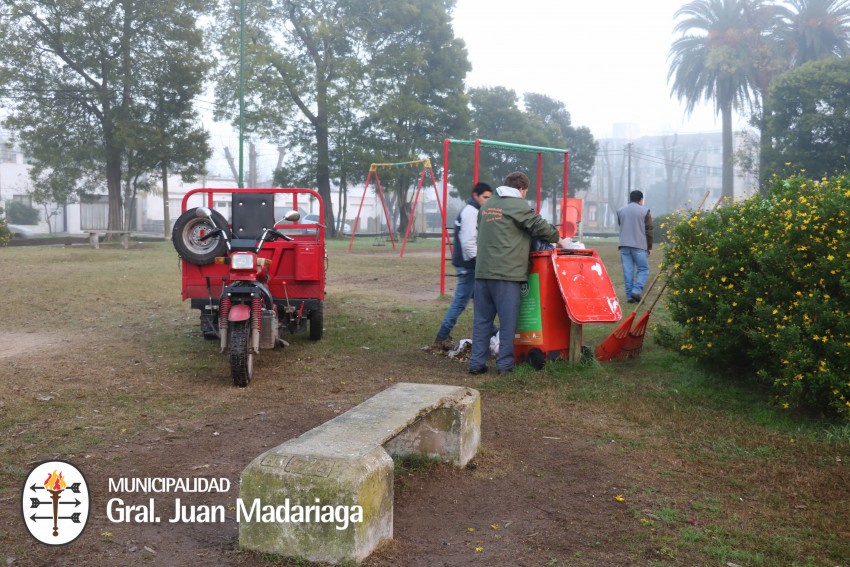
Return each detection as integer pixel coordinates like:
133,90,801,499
551,249,622,323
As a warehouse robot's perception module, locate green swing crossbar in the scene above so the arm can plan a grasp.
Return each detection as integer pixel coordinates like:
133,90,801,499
438,137,571,295
446,138,569,155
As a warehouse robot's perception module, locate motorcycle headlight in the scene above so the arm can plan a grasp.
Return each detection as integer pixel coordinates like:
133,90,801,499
231,252,256,270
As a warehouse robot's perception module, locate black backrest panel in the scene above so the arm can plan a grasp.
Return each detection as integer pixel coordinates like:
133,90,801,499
231,193,275,240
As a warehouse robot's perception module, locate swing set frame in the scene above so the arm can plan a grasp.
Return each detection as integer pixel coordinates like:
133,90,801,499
439,138,571,294
347,159,445,256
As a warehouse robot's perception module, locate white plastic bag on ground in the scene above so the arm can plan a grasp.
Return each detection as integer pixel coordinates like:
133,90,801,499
447,339,471,359
447,337,499,359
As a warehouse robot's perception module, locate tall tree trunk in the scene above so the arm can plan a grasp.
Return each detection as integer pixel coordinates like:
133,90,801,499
106,157,123,232
162,162,171,238
721,102,734,200
123,176,133,232
42,204,53,234
315,83,335,237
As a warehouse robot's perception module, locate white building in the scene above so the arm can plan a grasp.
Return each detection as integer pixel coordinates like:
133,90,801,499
0,132,457,237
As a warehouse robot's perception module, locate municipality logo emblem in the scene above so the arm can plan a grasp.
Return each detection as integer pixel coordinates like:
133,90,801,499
21,460,90,545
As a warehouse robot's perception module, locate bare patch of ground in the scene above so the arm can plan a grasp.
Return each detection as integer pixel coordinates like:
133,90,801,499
0,332,68,359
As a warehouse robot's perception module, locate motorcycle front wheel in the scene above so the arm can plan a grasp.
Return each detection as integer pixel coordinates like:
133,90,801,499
230,321,254,387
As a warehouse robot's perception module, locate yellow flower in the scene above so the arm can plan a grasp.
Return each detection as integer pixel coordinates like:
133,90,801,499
475,546,484,553
615,495,625,502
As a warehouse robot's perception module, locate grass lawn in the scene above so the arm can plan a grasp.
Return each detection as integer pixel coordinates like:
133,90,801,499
0,236,847,566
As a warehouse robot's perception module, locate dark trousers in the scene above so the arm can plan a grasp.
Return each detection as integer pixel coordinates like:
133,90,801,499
469,279,522,372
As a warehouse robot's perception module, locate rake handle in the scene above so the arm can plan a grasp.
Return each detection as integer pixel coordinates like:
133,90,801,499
646,280,668,313
632,271,662,311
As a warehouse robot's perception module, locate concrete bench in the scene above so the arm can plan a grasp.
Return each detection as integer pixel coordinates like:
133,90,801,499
239,382,481,564
87,231,131,249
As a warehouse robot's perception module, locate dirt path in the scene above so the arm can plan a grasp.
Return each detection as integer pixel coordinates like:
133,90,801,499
0,331,66,359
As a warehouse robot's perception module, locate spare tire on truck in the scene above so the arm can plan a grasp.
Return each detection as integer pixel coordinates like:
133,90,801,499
172,207,229,265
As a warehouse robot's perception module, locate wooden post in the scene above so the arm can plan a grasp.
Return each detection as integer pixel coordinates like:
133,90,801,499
569,321,583,363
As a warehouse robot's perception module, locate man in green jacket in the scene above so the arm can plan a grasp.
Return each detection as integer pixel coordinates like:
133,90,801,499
469,171,571,374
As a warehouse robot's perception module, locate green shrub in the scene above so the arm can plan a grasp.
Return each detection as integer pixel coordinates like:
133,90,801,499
653,213,677,245
662,174,850,418
6,200,40,224
0,215,10,246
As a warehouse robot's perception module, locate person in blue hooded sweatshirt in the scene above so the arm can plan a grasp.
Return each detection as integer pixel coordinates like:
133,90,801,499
432,182,493,351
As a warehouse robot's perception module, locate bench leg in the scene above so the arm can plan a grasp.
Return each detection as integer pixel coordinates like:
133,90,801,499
121,233,129,249
240,445,393,564
383,390,481,467
89,233,99,249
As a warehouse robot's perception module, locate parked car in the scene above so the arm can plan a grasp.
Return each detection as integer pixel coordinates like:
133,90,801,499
7,224,35,239
302,214,352,235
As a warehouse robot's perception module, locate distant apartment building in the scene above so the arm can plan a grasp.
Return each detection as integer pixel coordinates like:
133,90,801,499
578,130,757,232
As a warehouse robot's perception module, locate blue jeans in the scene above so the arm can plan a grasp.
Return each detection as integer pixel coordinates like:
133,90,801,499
436,267,475,339
469,279,521,372
620,246,649,298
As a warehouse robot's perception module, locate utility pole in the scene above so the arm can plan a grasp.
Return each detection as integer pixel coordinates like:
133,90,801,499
238,0,245,188
626,142,633,199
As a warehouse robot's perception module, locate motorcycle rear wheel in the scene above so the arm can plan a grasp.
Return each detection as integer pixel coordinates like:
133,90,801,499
309,300,324,340
230,321,254,387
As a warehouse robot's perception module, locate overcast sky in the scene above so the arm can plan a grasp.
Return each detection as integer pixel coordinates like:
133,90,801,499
208,0,749,177
452,0,747,139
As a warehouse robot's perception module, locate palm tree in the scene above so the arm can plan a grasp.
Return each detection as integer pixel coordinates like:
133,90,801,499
780,0,850,65
753,0,850,186
668,0,767,200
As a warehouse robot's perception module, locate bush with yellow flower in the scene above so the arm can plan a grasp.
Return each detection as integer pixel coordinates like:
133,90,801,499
661,173,850,418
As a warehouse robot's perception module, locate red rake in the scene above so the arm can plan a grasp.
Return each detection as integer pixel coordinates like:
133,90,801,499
594,272,662,362
616,281,667,360
594,311,635,362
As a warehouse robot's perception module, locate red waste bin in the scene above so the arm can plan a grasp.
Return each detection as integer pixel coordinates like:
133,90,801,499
515,248,622,368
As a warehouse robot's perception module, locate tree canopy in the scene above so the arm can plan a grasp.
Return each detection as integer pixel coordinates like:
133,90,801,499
0,0,213,231
449,88,596,219
213,0,470,235
669,0,850,196
762,57,850,178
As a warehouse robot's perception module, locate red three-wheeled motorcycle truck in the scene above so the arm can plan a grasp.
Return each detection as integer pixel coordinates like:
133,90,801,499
171,188,326,387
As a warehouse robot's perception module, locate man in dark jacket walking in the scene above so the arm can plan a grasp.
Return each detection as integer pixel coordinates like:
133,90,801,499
617,190,654,303
432,182,493,350
468,172,571,374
